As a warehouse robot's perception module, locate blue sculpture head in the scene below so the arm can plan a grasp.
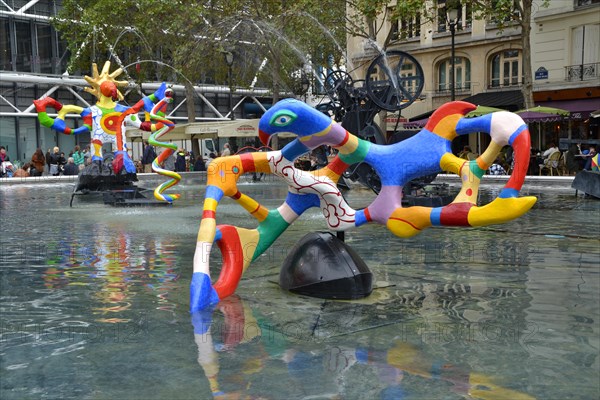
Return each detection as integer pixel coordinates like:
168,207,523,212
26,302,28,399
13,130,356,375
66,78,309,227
258,99,333,146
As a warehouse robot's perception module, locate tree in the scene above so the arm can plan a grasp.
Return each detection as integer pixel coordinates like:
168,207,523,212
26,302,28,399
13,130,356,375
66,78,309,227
53,0,346,98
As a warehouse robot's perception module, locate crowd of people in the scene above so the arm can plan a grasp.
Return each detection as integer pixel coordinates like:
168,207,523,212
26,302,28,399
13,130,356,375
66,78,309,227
2,139,597,179
140,141,235,174
0,144,91,178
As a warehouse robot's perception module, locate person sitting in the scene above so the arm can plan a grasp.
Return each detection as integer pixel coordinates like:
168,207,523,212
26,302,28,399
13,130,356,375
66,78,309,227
582,146,597,171
489,158,507,175
205,152,217,169
541,142,559,161
62,157,79,176
13,162,31,177
538,142,560,172
0,146,12,177
458,146,477,160
30,148,45,176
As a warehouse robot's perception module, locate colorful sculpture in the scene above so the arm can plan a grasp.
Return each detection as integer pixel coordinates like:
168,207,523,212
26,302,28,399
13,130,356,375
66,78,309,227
33,61,180,202
190,99,537,312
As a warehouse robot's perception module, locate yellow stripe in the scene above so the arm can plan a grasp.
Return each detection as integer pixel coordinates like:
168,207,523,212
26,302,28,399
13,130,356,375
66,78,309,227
440,153,464,174
236,193,268,222
235,228,260,271
477,140,502,169
204,198,218,212
338,134,359,155
197,218,216,242
299,125,332,142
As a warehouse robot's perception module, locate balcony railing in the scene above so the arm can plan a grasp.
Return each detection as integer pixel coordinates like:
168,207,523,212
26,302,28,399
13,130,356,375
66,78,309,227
435,83,472,95
565,62,599,81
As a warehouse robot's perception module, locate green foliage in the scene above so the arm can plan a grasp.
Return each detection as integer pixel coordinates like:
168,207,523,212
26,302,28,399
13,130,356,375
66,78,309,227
53,0,346,95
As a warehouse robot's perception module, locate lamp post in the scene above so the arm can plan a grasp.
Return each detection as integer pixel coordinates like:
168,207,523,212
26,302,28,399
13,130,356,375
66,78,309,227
446,6,459,101
224,51,234,120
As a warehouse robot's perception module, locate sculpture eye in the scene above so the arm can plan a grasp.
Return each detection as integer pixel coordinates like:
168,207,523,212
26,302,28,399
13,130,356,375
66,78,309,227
270,110,297,127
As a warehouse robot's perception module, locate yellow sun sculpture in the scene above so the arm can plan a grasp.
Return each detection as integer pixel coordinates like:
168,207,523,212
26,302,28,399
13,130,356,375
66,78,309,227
84,61,128,102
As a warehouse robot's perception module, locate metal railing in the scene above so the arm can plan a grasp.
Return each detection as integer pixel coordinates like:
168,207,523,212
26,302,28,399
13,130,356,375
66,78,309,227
565,62,599,81
435,83,472,95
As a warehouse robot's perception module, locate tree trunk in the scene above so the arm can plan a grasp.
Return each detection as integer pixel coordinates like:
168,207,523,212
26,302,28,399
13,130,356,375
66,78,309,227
520,0,535,110
185,81,200,157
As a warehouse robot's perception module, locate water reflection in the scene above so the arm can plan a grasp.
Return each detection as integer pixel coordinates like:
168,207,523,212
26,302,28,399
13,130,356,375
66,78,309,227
192,295,538,399
38,227,180,323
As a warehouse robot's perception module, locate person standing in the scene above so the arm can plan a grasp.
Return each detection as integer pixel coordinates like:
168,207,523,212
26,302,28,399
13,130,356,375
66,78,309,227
45,148,52,175
141,141,157,173
30,148,45,176
72,145,85,168
49,146,62,176
221,143,231,157
162,149,176,171
193,155,206,172
175,149,187,172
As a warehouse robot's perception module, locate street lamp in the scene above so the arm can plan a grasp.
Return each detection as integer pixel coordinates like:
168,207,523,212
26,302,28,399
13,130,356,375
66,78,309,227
446,5,459,101
224,51,234,120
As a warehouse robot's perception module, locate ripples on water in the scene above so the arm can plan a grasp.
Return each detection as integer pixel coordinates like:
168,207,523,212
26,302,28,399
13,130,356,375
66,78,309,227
0,180,598,399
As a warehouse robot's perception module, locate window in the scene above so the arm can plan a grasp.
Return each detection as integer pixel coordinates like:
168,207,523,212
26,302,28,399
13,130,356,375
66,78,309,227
0,18,11,71
36,24,53,74
399,14,421,39
490,50,521,88
401,61,418,93
571,24,599,65
390,10,421,40
569,24,599,81
436,0,472,32
15,21,33,72
576,0,600,6
438,57,471,92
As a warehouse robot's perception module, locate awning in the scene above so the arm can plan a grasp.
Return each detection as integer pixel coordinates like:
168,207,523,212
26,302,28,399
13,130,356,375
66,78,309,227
127,119,295,141
516,111,563,122
461,90,524,111
407,90,523,124
538,98,600,119
404,118,428,129
404,105,506,129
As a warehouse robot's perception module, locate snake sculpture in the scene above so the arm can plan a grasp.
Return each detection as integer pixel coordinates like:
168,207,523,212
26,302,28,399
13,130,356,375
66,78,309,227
190,99,537,312
33,61,180,202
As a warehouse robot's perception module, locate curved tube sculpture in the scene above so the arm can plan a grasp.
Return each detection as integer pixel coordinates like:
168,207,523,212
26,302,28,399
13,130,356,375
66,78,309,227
190,99,537,312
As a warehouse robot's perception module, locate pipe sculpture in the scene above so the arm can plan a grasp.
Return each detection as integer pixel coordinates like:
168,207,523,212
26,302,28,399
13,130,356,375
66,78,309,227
191,99,537,312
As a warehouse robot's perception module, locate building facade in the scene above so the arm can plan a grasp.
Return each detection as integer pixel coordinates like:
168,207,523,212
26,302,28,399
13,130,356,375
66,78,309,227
346,0,599,153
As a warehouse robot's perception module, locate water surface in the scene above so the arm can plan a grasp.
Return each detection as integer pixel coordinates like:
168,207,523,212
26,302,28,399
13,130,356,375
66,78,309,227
1,177,598,399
